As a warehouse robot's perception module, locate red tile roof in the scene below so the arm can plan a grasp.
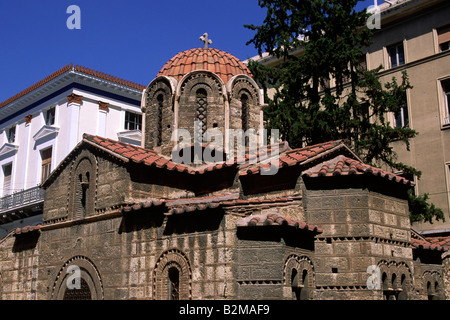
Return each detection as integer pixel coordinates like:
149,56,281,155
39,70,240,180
84,135,198,175
423,236,450,251
122,200,165,213
83,135,413,187
303,154,413,186
240,140,356,176
411,237,447,251
14,224,42,235
157,48,252,84
164,193,299,216
0,64,146,109
236,212,323,233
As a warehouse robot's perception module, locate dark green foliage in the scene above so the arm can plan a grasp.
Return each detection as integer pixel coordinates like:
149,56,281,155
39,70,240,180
245,0,444,223
409,190,445,224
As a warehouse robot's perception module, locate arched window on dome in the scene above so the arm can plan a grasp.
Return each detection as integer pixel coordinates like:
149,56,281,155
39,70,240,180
196,88,207,138
241,93,249,132
157,94,164,147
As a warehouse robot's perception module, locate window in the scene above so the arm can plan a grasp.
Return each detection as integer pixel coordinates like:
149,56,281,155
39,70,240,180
63,278,92,300
387,43,405,68
2,163,12,196
41,147,52,183
45,107,55,126
441,79,450,125
124,111,142,131
157,95,164,147
394,105,409,128
241,93,249,132
437,24,450,52
394,95,409,128
196,88,208,137
168,267,180,300
7,126,15,143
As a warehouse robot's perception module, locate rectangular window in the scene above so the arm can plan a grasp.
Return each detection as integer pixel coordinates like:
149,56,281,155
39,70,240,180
45,107,55,126
3,163,12,196
442,79,450,126
387,43,405,68
124,111,142,131
438,24,450,52
394,102,409,128
41,147,52,183
7,126,16,143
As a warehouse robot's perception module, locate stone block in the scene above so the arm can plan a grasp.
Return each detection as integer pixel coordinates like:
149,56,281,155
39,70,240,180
322,197,345,210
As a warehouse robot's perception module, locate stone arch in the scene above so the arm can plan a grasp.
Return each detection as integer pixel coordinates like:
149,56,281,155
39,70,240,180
396,262,413,300
423,270,444,300
228,75,263,140
51,256,104,300
68,150,97,220
177,71,225,143
283,255,315,300
153,249,192,300
377,260,413,300
144,76,175,152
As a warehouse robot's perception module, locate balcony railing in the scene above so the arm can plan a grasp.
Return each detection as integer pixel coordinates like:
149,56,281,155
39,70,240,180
0,186,45,213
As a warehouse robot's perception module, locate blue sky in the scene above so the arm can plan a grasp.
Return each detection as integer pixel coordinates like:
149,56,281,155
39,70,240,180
0,0,373,103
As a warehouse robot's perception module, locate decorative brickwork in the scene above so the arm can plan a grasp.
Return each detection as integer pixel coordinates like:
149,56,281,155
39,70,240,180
153,249,192,300
51,256,104,300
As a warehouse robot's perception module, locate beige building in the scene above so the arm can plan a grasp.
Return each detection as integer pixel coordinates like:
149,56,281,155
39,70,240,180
249,0,450,236
368,0,450,235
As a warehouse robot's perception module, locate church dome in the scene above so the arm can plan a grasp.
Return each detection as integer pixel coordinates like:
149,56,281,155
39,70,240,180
157,48,252,84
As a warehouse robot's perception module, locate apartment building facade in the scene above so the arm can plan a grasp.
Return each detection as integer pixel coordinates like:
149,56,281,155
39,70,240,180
0,64,145,237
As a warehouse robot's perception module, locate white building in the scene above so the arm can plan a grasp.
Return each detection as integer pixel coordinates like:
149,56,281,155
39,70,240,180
0,64,145,236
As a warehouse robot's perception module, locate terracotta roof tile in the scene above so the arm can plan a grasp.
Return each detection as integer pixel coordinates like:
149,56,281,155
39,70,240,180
122,200,166,213
236,212,323,233
240,140,344,176
423,236,450,250
157,48,252,83
14,224,42,235
303,155,413,186
411,237,447,251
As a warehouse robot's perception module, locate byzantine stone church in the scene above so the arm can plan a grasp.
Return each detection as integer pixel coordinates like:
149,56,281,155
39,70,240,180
0,37,448,300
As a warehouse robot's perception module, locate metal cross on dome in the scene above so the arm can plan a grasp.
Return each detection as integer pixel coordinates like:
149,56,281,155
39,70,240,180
200,33,212,49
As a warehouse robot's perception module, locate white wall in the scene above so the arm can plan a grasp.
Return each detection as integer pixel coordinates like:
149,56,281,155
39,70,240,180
0,87,142,196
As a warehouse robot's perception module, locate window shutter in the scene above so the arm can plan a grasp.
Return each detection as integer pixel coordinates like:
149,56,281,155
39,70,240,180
41,148,52,183
3,164,12,196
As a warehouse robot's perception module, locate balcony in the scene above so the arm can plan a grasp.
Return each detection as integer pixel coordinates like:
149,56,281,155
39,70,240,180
0,186,45,223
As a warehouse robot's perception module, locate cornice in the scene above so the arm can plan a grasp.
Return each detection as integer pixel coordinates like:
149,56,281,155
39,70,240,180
33,125,59,142
0,143,19,158
117,130,142,144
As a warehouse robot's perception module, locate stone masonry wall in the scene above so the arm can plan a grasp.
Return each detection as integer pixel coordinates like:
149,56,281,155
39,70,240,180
305,184,413,300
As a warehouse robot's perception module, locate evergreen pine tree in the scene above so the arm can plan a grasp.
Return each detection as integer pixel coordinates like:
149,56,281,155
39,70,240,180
245,0,444,224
